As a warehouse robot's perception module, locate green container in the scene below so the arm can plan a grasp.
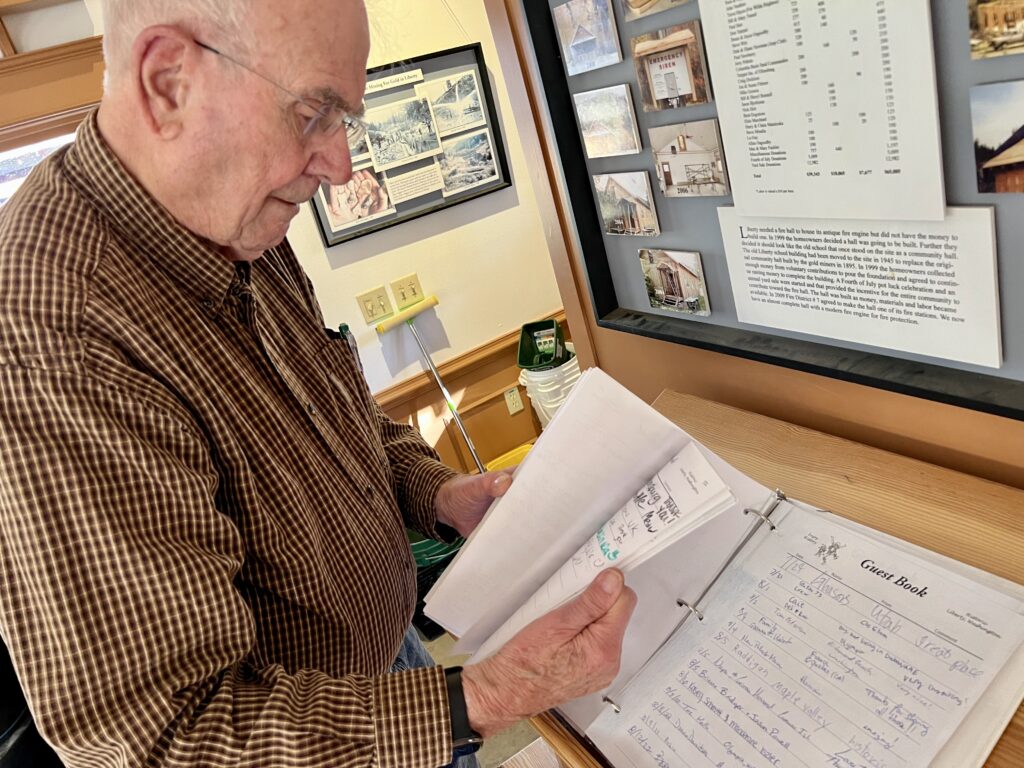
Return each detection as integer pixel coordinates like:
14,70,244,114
518,320,570,371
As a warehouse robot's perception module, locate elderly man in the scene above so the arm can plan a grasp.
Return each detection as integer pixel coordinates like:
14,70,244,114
0,0,636,766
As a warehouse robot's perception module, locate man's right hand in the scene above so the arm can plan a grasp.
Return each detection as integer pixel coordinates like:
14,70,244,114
460,569,637,737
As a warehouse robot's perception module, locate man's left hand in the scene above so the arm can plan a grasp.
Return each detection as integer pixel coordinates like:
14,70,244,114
434,469,514,538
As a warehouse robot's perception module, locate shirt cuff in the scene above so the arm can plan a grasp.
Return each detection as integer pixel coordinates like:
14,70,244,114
372,665,451,768
400,456,459,541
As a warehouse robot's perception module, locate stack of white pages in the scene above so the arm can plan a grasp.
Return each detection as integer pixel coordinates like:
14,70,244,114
425,369,1024,768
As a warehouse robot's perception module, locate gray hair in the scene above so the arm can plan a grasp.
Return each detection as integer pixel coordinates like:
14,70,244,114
101,0,248,80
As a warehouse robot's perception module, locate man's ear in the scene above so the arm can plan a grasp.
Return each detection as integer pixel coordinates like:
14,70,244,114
132,25,196,140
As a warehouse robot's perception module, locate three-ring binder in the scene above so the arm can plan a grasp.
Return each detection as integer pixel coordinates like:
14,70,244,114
603,488,791,714
675,599,704,621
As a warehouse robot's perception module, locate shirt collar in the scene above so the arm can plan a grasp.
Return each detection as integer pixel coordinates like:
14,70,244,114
62,109,239,307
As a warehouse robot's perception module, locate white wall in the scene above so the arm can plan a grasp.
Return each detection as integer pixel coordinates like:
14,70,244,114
289,0,563,395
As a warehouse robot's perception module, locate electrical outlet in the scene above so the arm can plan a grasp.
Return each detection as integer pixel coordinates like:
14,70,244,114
390,273,424,311
355,285,394,324
504,387,525,416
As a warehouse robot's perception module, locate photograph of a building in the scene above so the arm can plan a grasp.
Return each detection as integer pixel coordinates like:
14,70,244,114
970,79,1024,192
970,0,1024,59
639,249,710,316
649,119,729,197
593,172,660,236
573,84,641,159
553,0,622,76
619,0,693,23
365,96,442,172
631,22,709,111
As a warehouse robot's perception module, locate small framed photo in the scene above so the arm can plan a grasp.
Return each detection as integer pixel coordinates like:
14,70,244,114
553,0,623,76
365,96,443,173
970,79,1024,193
619,0,694,23
649,119,729,197
574,84,642,159
970,2,1024,60
439,128,500,196
631,21,710,111
593,172,661,236
639,249,710,316
310,44,511,247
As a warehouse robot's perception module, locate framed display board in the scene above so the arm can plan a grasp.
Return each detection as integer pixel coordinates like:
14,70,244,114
521,0,1024,421
311,43,511,247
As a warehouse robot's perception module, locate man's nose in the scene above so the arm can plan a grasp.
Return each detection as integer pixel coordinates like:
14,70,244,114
307,132,354,187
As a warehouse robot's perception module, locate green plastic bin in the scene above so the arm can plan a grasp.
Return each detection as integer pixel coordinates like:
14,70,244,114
517,320,571,371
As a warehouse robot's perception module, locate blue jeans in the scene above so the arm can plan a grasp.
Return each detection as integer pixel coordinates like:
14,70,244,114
391,627,480,768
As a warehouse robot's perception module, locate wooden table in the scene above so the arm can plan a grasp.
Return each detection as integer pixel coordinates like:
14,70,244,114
531,390,1024,767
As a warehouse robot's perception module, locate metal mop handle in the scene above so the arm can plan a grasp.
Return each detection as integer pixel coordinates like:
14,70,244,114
377,296,486,474
405,320,485,474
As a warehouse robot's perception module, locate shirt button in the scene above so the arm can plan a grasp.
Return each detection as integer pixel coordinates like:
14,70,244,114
201,297,214,309
307,403,318,416
365,484,375,497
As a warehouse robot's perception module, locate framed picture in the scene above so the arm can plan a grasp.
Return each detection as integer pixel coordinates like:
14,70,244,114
552,0,623,76
311,43,511,247
593,172,660,236
638,249,710,316
649,119,729,197
618,0,693,23
631,21,710,111
573,84,642,159
518,0,1024,422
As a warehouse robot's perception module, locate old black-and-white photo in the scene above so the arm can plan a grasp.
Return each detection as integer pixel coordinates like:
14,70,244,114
416,70,486,137
439,128,500,196
365,96,442,172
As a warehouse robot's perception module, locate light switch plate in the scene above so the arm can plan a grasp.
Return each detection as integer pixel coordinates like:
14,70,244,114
390,273,425,311
355,285,394,324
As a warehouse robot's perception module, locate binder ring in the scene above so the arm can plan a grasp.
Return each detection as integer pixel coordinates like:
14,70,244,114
602,695,621,714
676,599,704,621
744,507,777,531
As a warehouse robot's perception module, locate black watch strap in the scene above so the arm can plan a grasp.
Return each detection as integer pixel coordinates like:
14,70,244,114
444,667,483,754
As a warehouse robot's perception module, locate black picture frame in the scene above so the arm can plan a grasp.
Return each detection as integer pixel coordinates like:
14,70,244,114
521,0,1024,422
311,43,512,247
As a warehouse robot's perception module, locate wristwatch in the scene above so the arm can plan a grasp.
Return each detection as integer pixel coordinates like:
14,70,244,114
444,667,484,754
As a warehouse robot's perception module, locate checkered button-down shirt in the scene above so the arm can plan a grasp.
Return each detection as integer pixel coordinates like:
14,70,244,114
0,111,459,767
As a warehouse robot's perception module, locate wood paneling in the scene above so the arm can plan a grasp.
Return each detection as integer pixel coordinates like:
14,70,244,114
503,0,1024,491
0,101,93,151
0,35,103,128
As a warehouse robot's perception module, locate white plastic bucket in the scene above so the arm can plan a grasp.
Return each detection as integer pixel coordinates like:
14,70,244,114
519,344,580,428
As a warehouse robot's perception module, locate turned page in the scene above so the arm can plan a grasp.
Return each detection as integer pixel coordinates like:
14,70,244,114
424,368,689,640
462,441,736,658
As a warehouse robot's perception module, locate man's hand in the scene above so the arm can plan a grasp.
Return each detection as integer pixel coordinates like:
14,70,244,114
460,569,637,736
434,469,514,538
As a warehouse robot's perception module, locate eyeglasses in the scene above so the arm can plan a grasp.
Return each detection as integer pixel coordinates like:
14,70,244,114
194,40,368,147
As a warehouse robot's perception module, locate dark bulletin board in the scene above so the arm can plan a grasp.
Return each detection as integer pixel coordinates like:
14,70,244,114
522,0,1024,421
